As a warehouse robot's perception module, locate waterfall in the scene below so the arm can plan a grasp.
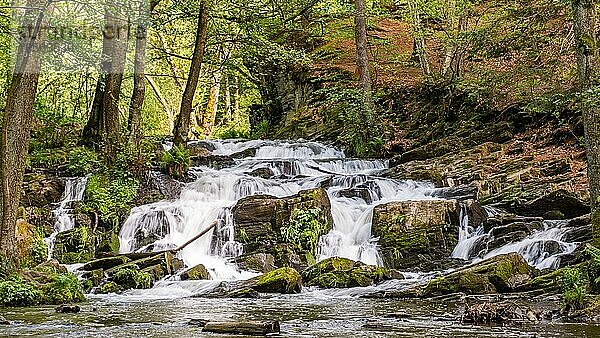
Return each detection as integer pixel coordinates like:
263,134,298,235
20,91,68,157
45,176,89,257
119,140,436,279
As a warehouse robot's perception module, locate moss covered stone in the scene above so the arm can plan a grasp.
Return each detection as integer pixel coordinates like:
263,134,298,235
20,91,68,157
302,257,400,289
253,267,302,293
53,226,95,264
180,264,211,280
111,266,153,290
98,281,121,294
0,272,85,307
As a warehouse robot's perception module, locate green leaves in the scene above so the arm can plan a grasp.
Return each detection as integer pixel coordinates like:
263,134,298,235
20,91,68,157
159,144,191,179
281,207,329,254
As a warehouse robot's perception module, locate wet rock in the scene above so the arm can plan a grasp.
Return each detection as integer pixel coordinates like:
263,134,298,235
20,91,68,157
235,253,276,273
189,319,280,335
53,226,95,264
433,185,478,201
82,269,104,287
55,304,81,313
337,188,374,203
210,267,302,296
109,266,153,290
420,253,538,297
0,315,9,325
248,167,275,179
371,199,460,270
107,252,184,276
466,200,488,227
83,256,131,271
301,257,402,288
516,189,590,219
98,281,121,294
233,188,333,269
192,155,235,170
180,264,211,280
34,259,68,274
543,210,565,220
21,173,64,207
231,147,258,159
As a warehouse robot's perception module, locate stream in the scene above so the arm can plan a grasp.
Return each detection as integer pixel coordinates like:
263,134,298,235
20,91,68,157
2,139,598,337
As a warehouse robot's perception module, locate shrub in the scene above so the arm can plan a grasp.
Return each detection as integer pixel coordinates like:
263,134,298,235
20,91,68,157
67,146,100,176
281,208,330,254
561,267,587,311
41,273,85,304
159,145,190,179
0,277,40,307
82,174,139,225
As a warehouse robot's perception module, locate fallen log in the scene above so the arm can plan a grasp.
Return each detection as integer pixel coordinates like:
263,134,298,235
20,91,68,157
189,319,280,335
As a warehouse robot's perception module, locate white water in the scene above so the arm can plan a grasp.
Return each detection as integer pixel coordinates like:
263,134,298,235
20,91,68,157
119,140,436,280
45,176,89,257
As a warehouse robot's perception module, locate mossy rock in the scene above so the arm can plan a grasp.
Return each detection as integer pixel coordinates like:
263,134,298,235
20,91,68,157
180,264,211,280
53,226,95,264
15,219,48,268
83,256,131,271
253,267,302,293
302,257,360,282
110,266,153,290
0,272,85,307
302,257,400,289
98,281,121,294
39,273,86,304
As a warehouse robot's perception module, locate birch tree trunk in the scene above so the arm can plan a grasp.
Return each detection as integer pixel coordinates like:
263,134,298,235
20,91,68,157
202,62,223,137
408,0,431,76
354,0,374,114
173,0,209,146
572,0,600,247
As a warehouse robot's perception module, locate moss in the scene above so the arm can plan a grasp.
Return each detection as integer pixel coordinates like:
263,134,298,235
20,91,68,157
254,267,302,293
111,267,153,290
53,226,95,264
301,257,357,282
99,282,121,294
40,273,86,304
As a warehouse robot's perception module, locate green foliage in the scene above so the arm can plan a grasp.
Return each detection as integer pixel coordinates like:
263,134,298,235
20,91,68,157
41,273,85,304
160,145,191,179
251,120,270,140
112,266,152,289
561,267,587,311
281,208,329,254
0,276,40,307
67,146,101,176
212,124,250,139
99,281,121,294
82,173,139,225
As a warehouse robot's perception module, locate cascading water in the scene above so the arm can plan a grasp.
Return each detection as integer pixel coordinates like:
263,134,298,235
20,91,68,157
118,140,437,280
45,176,89,257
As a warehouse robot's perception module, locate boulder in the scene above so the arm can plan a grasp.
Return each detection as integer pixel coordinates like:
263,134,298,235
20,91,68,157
416,253,538,298
233,188,334,269
55,304,80,313
82,269,105,288
206,267,303,297
189,319,280,335
302,257,403,288
515,189,590,219
21,173,64,207
15,218,48,268
192,155,235,170
248,167,275,179
371,200,460,270
83,256,131,271
180,264,211,280
337,188,374,203
34,259,68,274
235,253,276,273
53,226,95,264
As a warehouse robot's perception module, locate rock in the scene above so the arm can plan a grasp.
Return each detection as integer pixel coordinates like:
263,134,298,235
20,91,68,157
250,267,302,293
107,252,184,277
192,155,235,170
433,185,478,201
34,259,67,274
180,264,211,280
55,304,81,313
337,188,374,203
466,200,487,227
53,226,95,264
460,301,538,324
371,199,460,270
82,269,104,287
233,188,334,269
302,257,402,288
543,210,565,220
98,281,121,294
15,218,47,268
83,256,131,271
21,173,64,207
231,147,258,159
420,253,539,297
189,319,280,335
248,167,275,179
109,266,153,290
235,253,276,273
0,315,9,325
516,189,590,219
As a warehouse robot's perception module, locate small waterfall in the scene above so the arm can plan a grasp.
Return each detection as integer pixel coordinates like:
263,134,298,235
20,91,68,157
451,204,486,260
45,176,89,257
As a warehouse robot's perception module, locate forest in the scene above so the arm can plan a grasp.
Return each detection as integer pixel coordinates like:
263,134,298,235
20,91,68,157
1,0,600,336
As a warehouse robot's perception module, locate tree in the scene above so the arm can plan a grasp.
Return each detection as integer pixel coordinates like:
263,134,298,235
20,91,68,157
354,0,374,113
173,0,209,146
0,0,52,266
128,0,160,147
408,0,431,76
572,0,600,246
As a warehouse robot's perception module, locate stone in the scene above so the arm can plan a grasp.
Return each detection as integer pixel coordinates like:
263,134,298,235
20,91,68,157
302,257,402,289
55,304,81,313
235,253,276,273
0,315,9,325
233,188,334,269
82,269,104,287
53,226,95,264
83,256,131,271
192,155,235,170
465,200,487,227
251,267,302,293
419,253,538,297
180,264,211,280
34,259,67,274
248,167,275,179
189,319,280,335
15,218,47,268
21,173,65,207
337,188,374,203
371,199,460,270
516,189,590,219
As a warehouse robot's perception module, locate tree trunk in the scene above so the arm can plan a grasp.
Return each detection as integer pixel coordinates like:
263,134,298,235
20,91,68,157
202,63,223,137
224,73,232,123
173,0,209,146
354,0,374,113
572,0,600,247
408,0,431,77
103,8,129,162
128,0,160,147
442,0,457,75
0,0,52,265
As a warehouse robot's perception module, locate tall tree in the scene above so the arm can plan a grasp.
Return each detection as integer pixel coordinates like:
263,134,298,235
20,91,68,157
572,0,600,246
408,0,431,76
173,0,209,146
354,0,374,112
1,0,52,266
128,0,160,147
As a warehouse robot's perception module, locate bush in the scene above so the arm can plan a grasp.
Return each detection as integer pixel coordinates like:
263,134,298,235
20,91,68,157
67,146,100,176
281,208,330,254
561,267,587,311
0,277,40,307
159,145,190,179
41,273,85,304
82,174,139,225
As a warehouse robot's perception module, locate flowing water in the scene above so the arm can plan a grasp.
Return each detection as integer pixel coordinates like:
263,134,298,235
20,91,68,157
4,140,596,337
44,176,89,258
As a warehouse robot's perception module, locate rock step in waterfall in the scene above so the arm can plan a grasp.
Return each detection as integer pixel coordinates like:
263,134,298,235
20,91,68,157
112,139,583,285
